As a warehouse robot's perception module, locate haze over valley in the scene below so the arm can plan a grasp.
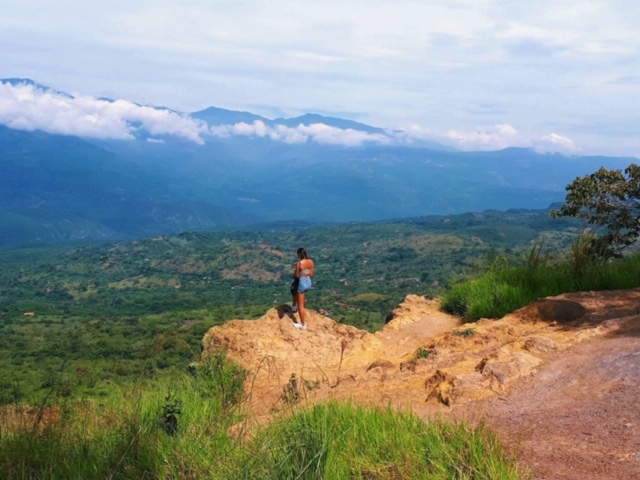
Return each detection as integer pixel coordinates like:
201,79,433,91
1,79,636,246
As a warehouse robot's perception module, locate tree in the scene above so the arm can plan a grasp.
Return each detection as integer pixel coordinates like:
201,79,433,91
551,164,640,257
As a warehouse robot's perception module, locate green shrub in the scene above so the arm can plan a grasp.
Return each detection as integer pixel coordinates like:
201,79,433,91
416,347,431,359
442,249,640,322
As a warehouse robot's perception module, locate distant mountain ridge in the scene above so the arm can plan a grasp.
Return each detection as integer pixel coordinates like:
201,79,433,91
3,78,453,149
271,113,386,133
2,77,74,98
0,78,637,246
191,107,272,127
192,108,388,134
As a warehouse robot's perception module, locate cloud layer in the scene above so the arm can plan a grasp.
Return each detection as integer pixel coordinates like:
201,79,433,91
210,121,391,146
1,1,638,156
0,80,580,153
0,81,207,144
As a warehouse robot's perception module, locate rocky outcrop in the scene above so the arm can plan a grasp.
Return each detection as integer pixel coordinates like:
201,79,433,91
202,289,640,479
201,290,640,415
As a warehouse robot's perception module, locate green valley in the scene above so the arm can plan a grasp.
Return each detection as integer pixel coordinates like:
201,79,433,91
0,208,583,403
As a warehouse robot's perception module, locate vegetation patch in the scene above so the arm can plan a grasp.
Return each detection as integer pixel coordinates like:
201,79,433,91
454,327,475,338
349,293,386,302
237,401,525,479
108,275,180,290
416,347,432,359
0,357,526,480
442,243,640,322
221,261,281,282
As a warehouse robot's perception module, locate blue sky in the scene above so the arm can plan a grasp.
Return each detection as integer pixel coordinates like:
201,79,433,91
1,1,638,156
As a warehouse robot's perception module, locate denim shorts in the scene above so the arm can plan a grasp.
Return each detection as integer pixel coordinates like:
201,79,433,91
297,277,312,293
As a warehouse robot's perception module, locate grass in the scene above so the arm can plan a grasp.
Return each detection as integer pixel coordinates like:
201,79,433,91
454,327,475,338
0,352,247,480
0,356,527,479
441,243,640,322
231,402,525,480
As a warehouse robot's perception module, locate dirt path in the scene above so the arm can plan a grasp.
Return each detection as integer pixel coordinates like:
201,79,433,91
454,318,640,480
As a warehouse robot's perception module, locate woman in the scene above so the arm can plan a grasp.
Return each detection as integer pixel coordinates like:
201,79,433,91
291,247,314,330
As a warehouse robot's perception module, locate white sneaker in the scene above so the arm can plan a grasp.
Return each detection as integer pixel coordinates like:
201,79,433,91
290,303,298,312
293,323,307,330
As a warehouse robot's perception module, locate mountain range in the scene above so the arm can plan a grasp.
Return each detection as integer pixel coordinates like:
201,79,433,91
0,78,636,246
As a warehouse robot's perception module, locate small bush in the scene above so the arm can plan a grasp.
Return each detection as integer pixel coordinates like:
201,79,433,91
416,347,431,359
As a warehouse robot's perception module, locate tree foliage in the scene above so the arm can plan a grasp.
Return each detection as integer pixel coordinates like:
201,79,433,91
552,164,640,256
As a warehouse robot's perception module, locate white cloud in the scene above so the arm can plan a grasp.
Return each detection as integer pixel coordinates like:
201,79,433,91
388,124,436,143
209,120,392,147
0,81,396,148
0,81,586,154
534,133,580,154
210,121,269,139
0,81,207,143
443,124,521,150
384,123,588,156
269,124,308,144
292,123,391,146
208,119,583,155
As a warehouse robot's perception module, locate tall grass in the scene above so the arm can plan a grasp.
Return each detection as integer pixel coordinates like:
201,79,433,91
441,237,640,322
234,401,524,480
1,357,528,479
0,352,246,479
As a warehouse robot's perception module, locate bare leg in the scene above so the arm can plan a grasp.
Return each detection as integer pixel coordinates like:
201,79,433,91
296,292,306,326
